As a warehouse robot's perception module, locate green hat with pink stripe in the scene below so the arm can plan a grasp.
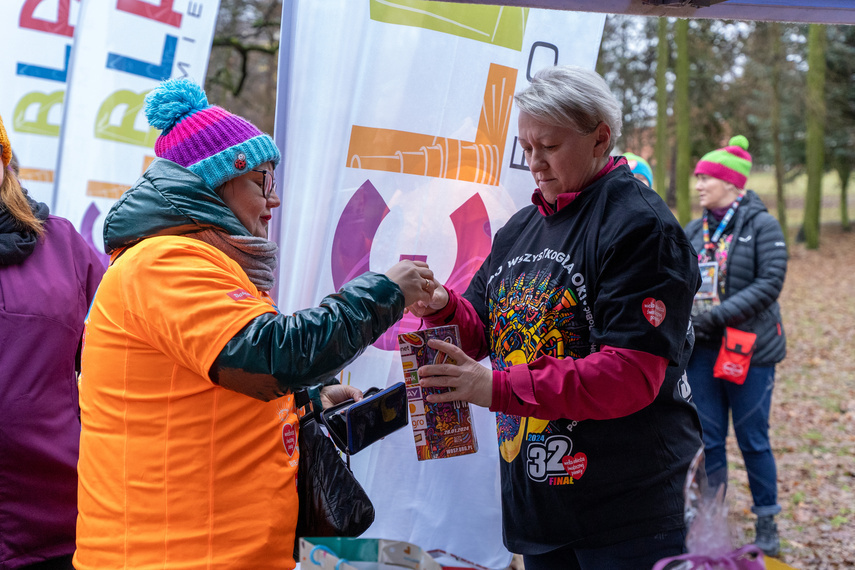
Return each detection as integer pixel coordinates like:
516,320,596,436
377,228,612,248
694,135,752,189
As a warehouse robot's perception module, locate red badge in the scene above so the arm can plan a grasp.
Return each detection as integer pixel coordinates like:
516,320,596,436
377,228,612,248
562,452,587,480
234,152,247,170
227,289,252,301
282,423,296,456
642,297,666,327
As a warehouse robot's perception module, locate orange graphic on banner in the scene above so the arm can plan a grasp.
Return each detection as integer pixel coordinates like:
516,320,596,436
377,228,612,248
85,155,157,199
19,168,54,182
346,63,517,186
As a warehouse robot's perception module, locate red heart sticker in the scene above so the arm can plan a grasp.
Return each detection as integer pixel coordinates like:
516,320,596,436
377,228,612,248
562,452,587,480
642,298,666,327
282,423,296,457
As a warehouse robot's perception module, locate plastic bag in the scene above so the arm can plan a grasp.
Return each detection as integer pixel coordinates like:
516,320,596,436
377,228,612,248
653,447,766,570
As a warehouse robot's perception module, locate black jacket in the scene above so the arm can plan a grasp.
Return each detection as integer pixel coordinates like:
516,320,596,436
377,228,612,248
684,190,787,366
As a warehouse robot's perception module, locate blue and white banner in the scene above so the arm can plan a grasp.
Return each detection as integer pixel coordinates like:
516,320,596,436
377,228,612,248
273,2,605,566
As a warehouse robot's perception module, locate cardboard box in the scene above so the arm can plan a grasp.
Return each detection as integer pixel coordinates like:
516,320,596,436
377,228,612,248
397,325,478,461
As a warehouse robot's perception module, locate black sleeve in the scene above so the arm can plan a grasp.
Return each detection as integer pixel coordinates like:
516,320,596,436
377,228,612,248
209,272,404,401
593,220,701,365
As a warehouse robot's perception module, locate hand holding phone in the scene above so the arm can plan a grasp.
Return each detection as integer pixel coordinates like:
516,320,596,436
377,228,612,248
320,382,409,455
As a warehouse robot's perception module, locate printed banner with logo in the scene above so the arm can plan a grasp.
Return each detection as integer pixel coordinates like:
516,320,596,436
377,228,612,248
0,0,81,205
273,1,605,566
50,0,220,267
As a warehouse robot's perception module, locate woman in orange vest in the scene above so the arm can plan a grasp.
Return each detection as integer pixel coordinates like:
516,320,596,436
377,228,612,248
75,78,433,569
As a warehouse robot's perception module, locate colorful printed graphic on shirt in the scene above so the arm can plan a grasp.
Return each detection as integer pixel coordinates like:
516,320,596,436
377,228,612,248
488,270,585,371
498,416,585,485
489,270,589,477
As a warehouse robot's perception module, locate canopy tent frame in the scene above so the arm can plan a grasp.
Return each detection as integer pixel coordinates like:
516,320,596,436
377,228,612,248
433,0,855,25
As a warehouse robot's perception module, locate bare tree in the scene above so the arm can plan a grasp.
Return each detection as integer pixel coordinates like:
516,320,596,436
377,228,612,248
675,18,691,225
205,0,282,133
803,24,827,249
655,17,670,203
769,22,790,248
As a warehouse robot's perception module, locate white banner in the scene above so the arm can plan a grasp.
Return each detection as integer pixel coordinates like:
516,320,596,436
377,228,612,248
274,1,605,566
0,0,81,205
52,0,220,266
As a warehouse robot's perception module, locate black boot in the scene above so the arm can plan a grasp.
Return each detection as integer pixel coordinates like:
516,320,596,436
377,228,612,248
754,515,780,557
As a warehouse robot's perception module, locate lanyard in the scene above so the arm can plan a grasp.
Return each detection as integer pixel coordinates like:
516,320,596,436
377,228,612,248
702,192,745,254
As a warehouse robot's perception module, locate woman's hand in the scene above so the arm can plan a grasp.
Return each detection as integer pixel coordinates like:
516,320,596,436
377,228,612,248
417,339,492,408
384,260,435,307
406,278,449,318
320,383,363,409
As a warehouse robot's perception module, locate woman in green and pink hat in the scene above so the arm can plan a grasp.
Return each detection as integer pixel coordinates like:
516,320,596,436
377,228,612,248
683,135,788,558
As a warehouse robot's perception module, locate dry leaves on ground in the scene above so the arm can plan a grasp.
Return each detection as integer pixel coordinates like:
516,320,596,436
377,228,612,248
725,226,855,569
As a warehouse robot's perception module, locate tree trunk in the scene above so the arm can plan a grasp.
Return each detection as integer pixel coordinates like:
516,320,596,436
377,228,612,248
668,145,677,208
803,24,826,250
675,18,691,225
655,17,669,202
770,22,790,249
839,165,851,231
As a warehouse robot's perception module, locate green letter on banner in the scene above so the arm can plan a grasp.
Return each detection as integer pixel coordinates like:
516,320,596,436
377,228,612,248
95,90,158,147
369,0,528,51
14,91,65,137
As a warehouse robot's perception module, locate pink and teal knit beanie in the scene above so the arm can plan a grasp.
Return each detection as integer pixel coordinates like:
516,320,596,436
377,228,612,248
144,78,280,190
624,152,653,187
694,135,752,189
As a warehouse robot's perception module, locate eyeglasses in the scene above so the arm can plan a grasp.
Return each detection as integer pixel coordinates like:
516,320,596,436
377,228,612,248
252,169,276,199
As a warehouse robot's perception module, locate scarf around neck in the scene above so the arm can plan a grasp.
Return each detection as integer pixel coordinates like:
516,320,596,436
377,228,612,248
0,192,50,266
191,229,278,291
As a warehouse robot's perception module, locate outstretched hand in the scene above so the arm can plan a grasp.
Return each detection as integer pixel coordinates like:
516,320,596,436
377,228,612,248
406,277,449,318
385,260,435,307
417,339,492,408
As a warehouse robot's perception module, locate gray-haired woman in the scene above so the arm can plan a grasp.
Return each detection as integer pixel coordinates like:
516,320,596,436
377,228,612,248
411,65,703,569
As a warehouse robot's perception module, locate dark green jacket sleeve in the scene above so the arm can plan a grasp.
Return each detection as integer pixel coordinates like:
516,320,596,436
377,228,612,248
209,272,404,401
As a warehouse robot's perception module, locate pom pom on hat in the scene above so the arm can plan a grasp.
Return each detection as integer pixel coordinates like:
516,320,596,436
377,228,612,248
144,78,209,133
144,77,280,190
694,135,752,189
0,114,12,168
624,152,653,187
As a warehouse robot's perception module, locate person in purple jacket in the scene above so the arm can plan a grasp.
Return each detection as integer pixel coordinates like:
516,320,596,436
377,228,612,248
0,114,105,569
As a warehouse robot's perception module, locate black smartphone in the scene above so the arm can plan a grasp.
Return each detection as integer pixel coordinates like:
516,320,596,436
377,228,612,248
321,382,408,455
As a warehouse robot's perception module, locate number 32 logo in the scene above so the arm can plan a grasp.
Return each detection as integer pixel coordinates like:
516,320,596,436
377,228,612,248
526,436,573,482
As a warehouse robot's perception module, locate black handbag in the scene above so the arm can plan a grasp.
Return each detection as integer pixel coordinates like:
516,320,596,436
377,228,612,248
294,390,375,554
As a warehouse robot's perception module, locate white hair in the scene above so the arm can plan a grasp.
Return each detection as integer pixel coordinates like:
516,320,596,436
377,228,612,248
514,65,623,154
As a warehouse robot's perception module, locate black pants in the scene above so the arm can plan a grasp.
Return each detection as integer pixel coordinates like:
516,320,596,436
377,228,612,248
522,527,686,570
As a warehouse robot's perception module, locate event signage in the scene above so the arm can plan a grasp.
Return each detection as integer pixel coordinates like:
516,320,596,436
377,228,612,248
273,1,605,566
51,0,220,266
0,0,81,205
